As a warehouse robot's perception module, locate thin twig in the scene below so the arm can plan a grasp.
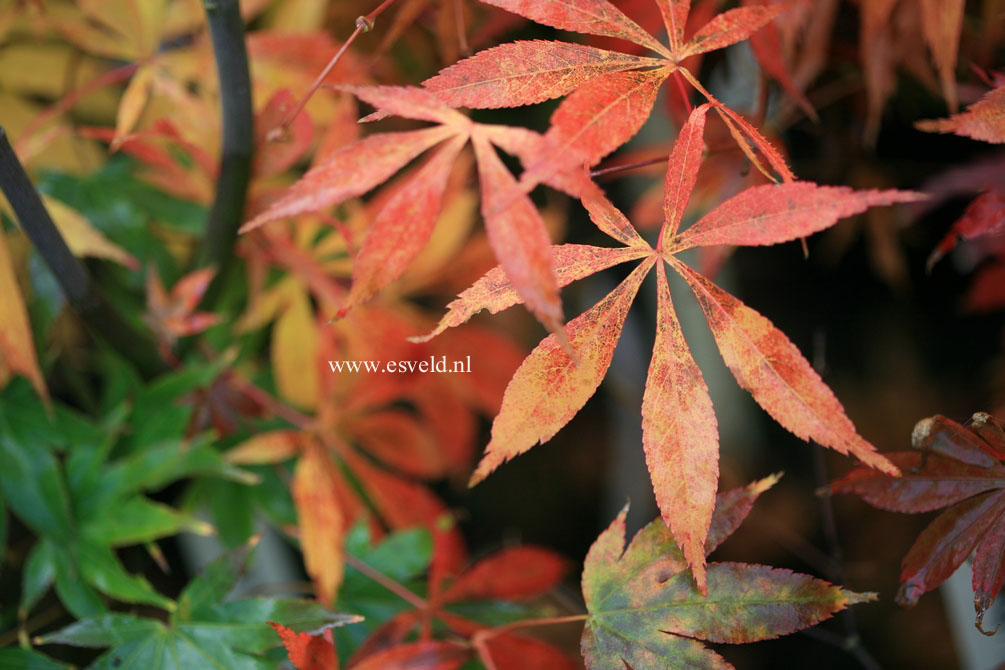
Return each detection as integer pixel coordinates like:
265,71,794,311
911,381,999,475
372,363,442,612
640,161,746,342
233,376,314,429
800,626,883,670
590,154,669,178
478,614,588,638
0,127,165,378
196,0,253,287
810,337,883,670
14,62,140,157
345,553,427,610
271,0,398,138
0,604,64,648
673,70,693,114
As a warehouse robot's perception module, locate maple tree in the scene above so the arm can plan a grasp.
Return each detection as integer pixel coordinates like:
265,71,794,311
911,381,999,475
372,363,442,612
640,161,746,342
1,0,1004,669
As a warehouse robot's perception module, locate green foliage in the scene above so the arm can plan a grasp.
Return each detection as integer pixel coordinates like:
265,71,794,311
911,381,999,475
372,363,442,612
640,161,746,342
39,543,359,670
0,379,253,619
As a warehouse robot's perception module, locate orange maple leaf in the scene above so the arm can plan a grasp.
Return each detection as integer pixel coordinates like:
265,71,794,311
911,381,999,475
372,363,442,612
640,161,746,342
418,103,922,594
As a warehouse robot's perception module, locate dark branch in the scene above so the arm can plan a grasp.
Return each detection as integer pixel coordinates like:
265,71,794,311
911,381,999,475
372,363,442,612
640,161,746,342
196,0,253,286
0,127,165,378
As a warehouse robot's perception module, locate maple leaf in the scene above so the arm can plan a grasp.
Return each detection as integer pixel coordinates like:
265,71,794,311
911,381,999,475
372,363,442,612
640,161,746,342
831,412,1005,635
858,0,966,144
145,267,222,347
229,211,525,606
582,475,875,669
240,85,571,339
915,87,1005,311
229,422,455,608
966,262,1005,313
421,104,920,593
0,230,47,401
742,0,817,121
916,84,1005,144
270,622,339,670
277,632,469,670
269,517,571,670
254,89,315,178
342,524,573,670
920,83,1005,144
40,540,362,669
422,0,797,186
925,189,1005,271
349,641,469,669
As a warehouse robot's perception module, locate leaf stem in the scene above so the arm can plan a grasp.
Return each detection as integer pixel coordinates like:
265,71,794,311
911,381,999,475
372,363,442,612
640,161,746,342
471,615,587,670
481,614,588,636
232,375,314,429
270,0,398,139
344,553,427,610
196,0,253,285
0,127,165,378
673,70,693,114
808,341,883,670
591,154,669,178
14,62,140,158
0,604,64,648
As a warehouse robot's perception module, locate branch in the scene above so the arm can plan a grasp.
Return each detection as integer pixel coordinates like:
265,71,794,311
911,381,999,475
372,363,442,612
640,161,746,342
196,0,253,284
344,554,427,610
0,128,165,378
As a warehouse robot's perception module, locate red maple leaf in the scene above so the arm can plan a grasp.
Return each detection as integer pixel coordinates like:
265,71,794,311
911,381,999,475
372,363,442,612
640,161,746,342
831,412,1005,634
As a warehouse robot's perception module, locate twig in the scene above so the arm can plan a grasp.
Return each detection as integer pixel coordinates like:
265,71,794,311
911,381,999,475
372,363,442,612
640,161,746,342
673,70,693,114
271,0,398,138
477,614,587,638
13,62,140,157
590,154,669,178
800,626,883,670
0,127,165,378
345,553,427,610
196,0,253,285
809,336,883,670
0,604,64,648
812,445,882,670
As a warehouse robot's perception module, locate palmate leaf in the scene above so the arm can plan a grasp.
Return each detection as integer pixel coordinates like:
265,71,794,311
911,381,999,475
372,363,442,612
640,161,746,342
277,522,570,670
39,543,362,670
425,0,793,189
240,0,802,334
581,477,874,670
424,41,665,109
240,85,570,340
0,380,256,619
831,412,1005,634
426,104,919,593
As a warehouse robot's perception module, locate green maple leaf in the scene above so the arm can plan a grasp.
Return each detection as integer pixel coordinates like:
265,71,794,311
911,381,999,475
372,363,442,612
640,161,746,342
0,378,256,619
39,542,362,670
581,476,875,669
